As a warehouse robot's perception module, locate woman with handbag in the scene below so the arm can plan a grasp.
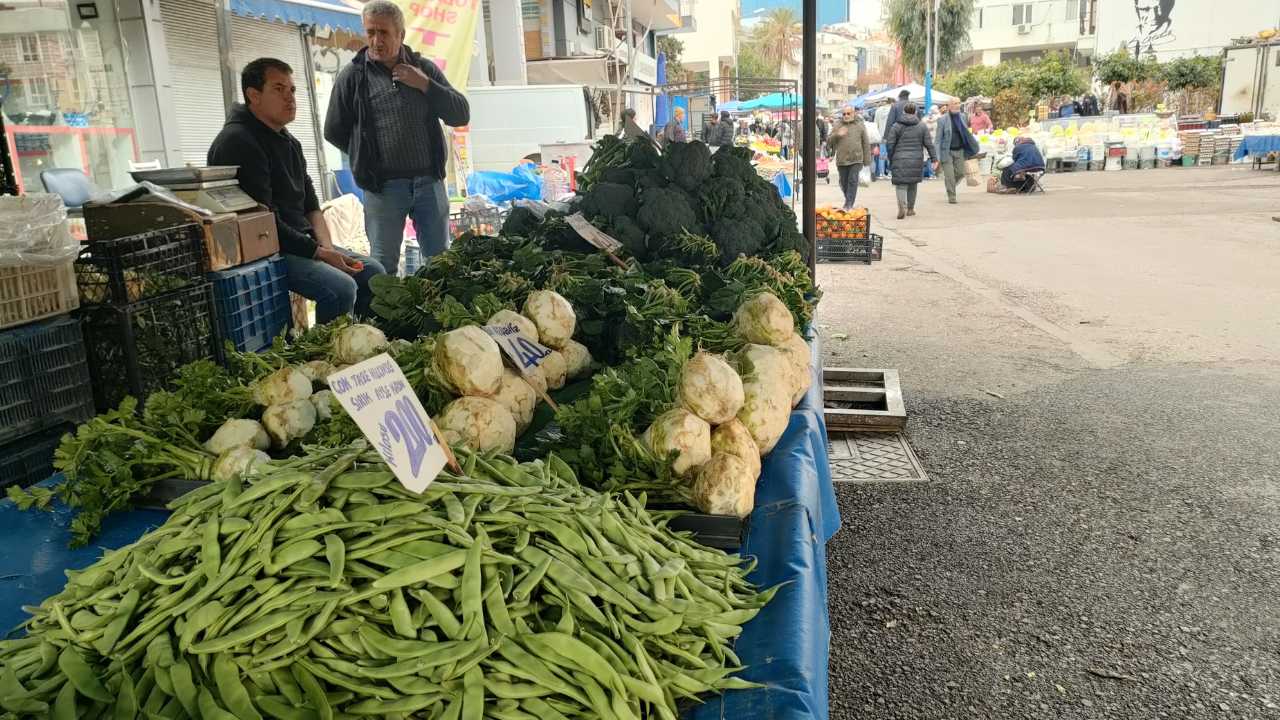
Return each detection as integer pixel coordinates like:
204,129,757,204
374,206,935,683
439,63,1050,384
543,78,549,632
885,103,938,219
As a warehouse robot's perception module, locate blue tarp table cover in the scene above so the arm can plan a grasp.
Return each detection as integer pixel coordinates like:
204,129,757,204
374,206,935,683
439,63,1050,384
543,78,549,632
0,343,840,719
1233,135,1280,161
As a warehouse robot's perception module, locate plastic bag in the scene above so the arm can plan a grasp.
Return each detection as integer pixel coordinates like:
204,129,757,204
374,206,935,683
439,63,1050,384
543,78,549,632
858,165,871,187
466,164,542,204
964,158,980,186
0,194,78,267
771,173,792,199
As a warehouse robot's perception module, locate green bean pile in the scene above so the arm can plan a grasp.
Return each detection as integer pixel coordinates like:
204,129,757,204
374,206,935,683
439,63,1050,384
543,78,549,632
0,447,773,719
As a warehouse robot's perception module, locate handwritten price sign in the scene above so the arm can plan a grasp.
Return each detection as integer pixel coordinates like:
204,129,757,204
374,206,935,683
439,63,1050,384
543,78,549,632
483,322,552,375
329,354,448,493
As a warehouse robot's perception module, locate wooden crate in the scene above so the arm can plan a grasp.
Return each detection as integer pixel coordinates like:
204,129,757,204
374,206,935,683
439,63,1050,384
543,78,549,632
821,367,906,431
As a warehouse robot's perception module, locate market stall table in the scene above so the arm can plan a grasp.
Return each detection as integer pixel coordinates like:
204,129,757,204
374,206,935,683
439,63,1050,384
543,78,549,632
1233,135,1280,170
0,341,841,720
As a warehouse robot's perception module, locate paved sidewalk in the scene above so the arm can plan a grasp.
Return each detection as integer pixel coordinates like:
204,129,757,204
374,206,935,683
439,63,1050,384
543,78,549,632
816,165,1280,718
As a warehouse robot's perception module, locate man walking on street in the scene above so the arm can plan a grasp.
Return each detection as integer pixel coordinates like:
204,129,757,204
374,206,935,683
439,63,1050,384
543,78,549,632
935,100,980,204
324,0,470,275
826,105,872,210
875,100,892,179
662,107,688,146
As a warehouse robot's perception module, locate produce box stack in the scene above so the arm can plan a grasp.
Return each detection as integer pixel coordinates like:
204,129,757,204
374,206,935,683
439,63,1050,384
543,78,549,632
75,222,222,412
209,255,291,353
0,195,94,488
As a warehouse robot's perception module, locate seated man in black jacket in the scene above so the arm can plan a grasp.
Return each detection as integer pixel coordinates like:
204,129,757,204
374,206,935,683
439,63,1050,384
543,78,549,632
209,58,385,325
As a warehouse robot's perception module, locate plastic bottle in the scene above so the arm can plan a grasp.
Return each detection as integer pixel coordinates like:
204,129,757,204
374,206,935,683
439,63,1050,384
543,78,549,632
541,160,570,202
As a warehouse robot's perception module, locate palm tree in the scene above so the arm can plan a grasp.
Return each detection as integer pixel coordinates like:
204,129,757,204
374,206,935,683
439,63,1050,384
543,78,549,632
751,8,801,71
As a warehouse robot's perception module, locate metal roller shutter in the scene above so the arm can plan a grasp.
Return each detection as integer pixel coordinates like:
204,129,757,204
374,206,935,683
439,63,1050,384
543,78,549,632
159,0,226,167
229,17,325,195
157,0,323,193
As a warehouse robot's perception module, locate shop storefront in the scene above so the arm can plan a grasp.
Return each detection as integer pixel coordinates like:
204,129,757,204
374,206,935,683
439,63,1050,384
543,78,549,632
1,0,141,193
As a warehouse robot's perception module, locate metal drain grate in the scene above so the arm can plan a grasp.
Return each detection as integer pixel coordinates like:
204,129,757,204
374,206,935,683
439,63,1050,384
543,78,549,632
828,432,928,483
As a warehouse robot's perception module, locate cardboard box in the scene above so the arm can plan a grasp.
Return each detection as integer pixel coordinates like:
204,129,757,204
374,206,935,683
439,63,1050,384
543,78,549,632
235,209,278,264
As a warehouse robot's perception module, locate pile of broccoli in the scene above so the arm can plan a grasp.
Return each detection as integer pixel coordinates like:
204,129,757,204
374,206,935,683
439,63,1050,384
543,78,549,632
565,139,807,267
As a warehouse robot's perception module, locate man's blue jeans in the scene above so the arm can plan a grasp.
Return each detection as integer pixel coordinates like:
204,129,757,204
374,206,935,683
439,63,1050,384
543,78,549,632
284,246,386,326
875,142,889,177
363,176,449,275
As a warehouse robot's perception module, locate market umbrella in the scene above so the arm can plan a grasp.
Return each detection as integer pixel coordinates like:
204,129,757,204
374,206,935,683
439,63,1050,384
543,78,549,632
863,83,957,105
739,92,803,111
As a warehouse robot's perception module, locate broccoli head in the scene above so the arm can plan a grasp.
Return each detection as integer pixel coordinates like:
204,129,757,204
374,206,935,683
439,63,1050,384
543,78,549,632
661,141,714,192
628,138,661,169
711,147,758,185
636,187,701,239
580,182,637,221
697,177,746,223
636,170,669,190
501,206,541,237
602,168,639,187
710,217,766,267
608,215,649,261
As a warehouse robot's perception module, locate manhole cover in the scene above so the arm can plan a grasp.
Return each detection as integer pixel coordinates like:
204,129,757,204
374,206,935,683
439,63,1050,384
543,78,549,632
828,431,928,483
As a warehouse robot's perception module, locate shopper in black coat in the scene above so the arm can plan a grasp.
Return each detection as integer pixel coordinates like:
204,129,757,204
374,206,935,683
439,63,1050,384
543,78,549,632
885,103,938,219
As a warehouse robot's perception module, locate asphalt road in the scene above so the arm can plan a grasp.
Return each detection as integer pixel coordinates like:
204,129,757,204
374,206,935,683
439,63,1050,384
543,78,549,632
814,165,1280,718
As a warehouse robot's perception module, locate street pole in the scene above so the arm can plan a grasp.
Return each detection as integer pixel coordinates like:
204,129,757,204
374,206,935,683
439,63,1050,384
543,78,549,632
923,0,934,113
802,0,816,275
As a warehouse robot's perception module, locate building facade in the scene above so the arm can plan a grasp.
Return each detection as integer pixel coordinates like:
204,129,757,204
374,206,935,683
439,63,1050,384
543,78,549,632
659,0,739,84
961,0,1094,66
1093,0,1280,60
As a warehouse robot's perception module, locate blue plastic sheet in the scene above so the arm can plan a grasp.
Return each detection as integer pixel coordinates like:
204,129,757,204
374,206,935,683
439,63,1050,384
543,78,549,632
466,163,541,204
0,494,168,633
0,342,840,719
1234,135,1280,161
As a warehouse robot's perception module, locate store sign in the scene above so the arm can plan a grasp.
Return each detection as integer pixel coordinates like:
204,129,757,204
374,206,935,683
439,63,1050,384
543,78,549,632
396,0,482,87
329,354,448,493
483,322,552,376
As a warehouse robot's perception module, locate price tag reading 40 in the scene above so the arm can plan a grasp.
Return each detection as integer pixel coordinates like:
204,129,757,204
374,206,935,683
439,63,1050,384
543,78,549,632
483,322,560,410
483,322,552,374
328,354,448,493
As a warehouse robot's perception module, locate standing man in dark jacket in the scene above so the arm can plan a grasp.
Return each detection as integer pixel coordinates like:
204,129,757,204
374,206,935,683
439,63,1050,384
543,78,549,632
882,88,911,138
209,58,385,325
704,111,735,148
934,100,981,204
885,103,938,220
324,0,470,274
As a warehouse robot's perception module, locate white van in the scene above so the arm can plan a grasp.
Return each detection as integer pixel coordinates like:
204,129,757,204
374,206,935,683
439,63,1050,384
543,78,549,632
465,84,598,173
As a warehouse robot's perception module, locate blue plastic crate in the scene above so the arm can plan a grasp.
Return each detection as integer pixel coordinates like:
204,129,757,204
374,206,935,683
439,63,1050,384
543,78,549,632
0,315,94,445
209,256,291,353
0,424,69,489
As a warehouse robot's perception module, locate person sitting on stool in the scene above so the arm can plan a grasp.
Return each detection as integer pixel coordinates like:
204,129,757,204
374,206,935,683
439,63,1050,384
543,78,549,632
999,136,1046,193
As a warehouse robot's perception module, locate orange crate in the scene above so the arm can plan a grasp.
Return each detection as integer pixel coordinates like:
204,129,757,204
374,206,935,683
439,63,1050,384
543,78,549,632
0,261,80,331
815,214,870,241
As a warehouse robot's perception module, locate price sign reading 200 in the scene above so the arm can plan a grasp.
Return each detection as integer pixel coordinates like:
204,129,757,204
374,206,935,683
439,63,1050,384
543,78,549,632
380,395,435,477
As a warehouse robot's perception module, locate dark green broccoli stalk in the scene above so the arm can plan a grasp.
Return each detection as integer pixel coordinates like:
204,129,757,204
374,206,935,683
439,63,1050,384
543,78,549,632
661,141,714,192
709,217,767,267
636,187,701,239
580,182,638,221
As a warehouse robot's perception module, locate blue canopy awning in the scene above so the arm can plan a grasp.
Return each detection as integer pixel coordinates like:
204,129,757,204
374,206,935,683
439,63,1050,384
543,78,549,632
739,92,802,111
230,0,364,35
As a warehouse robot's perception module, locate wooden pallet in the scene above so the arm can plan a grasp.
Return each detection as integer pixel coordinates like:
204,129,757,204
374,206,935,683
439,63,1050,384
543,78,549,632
821,367,906,431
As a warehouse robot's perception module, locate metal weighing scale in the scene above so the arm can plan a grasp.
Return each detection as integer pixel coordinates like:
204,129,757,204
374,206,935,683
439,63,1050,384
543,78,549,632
130,166,258,213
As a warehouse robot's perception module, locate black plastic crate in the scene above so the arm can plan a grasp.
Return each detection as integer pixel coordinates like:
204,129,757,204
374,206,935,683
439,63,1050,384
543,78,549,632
817,232,883,264
0,424,70,489
76,223,205,305
0,315,94,445
80,283,221,412
210,255,291,353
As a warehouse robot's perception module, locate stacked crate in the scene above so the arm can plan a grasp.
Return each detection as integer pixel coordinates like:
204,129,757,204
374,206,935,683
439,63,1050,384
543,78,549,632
209,255,291,353
0,196,94,488
76,223,222,412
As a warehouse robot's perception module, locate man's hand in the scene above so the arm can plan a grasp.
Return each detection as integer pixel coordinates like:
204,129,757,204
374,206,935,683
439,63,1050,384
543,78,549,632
315,246,361,275
393,63,430,93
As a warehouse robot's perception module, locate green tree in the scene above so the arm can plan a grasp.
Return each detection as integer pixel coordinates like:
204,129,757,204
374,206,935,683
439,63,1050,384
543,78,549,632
737,39,778,80
887,0,976,75
1160,55,1222,91
1093,49,1157,85
1021,51,1087,98
658,36,689,84
750,8,801,70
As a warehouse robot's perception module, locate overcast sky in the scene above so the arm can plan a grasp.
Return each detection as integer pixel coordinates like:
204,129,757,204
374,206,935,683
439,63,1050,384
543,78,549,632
848,0,884,28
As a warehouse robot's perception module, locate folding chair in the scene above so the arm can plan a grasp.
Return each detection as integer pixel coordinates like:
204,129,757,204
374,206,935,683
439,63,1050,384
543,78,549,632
1019,170,1046,194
